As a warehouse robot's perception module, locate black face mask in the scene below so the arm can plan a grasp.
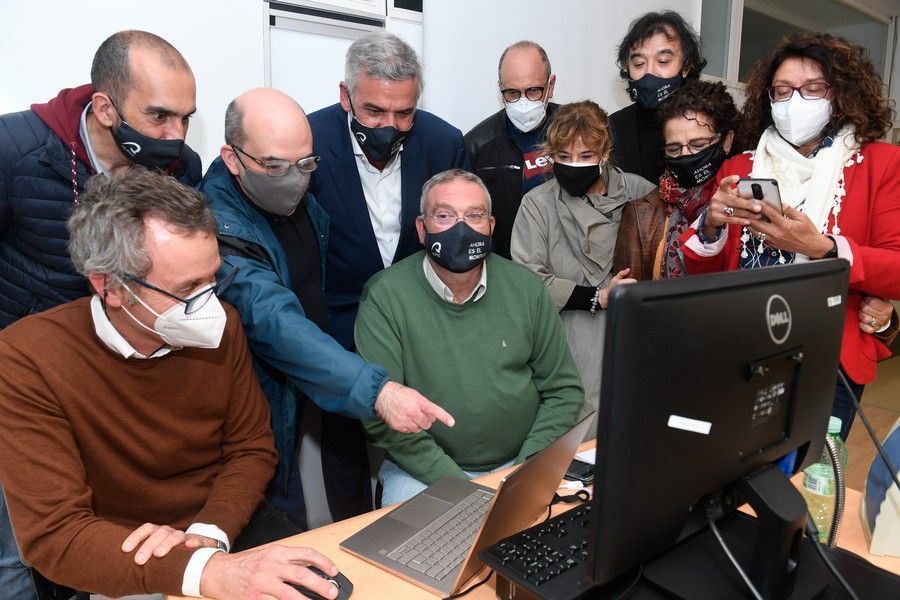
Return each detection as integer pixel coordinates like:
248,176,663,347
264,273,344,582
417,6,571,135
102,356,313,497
628,73,684,110
424,221,492,273
348,98,411,164
109,103,185,171
553,162,602,198
665,142,726,189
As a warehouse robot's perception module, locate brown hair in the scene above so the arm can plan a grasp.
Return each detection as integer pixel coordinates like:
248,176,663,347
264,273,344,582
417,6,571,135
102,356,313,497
738,32,894,150
542,101,612,156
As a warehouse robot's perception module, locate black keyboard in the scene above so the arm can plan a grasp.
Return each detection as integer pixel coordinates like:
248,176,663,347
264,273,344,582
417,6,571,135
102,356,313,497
479,503,594,599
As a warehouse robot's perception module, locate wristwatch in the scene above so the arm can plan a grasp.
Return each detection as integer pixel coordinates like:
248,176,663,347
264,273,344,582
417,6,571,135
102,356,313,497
820,235,838,259
214,539,228,552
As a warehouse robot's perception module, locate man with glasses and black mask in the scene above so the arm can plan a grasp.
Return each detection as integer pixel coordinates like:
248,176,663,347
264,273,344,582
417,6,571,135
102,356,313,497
0,29,201,599
201,88,454,531
465,41,558,259
356,169,583,505
0,169,352,600
609,11,706,183
307,31,467,519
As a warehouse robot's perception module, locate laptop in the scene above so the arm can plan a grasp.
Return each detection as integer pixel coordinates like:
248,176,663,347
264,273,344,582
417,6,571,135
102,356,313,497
340,413,595,596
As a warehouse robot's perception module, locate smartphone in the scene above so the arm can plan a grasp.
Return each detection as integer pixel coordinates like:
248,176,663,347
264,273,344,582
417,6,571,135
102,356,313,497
564,458,594,484
737,178,783,221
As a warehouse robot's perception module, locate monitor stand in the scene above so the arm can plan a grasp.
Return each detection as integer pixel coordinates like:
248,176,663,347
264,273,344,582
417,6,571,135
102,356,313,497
640,465,830,599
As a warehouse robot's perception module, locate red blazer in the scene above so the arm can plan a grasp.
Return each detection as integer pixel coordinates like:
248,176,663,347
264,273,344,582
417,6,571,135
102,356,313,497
679,142,900,384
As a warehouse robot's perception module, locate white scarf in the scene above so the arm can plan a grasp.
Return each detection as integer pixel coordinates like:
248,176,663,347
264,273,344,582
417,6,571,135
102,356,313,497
750,125,861,245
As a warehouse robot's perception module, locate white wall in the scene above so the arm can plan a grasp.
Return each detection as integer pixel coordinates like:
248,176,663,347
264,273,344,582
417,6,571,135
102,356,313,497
0,0,266,168
421,0,702,134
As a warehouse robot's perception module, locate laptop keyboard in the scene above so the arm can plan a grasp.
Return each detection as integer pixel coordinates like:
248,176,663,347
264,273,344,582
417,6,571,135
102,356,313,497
386,488,494,580
482,503,592,587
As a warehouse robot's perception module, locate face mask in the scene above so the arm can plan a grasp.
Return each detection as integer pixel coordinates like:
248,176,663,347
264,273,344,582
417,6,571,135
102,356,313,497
348,98,411,164
770,95,832,147
505,96,547,133
424,221,492,273
121,284,227,349
628,73,684,110
553,162,602,197
109,103,185,171
665,142,726,189
238,164,310,216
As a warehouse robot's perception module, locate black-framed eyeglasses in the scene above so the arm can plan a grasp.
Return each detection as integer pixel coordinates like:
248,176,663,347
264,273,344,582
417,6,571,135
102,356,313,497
767,83,831,102
232,145,321,177
663,134,721,158
127,259,239,315
424,211,489,228
500,83,548,103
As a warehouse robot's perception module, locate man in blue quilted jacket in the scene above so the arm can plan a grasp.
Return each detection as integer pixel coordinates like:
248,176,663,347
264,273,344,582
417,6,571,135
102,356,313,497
0,29,201,599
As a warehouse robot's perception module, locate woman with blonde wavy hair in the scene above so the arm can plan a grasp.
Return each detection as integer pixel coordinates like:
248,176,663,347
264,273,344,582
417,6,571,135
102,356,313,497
511,100,657,422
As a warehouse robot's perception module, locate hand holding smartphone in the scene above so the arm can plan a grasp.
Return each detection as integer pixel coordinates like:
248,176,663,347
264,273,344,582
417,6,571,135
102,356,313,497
736,178,782,222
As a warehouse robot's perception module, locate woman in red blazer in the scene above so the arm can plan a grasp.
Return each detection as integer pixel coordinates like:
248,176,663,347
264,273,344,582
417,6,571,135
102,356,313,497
680,32,900,439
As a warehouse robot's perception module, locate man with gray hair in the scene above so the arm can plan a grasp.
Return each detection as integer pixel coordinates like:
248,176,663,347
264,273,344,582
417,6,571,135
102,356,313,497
465,40,559,259
0,168,349,600
307,31,467,517
308,31,468,352
200,87,454,529
356,169,583,504
0,29,201,599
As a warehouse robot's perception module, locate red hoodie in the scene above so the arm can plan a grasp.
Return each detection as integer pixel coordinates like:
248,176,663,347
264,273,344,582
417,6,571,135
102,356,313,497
31,84,96,174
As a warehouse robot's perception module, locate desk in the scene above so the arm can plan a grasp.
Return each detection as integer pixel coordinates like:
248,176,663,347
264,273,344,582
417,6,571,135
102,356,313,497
167,444,900,599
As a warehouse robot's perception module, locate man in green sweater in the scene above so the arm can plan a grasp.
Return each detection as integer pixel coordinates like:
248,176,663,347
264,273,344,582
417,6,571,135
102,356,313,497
357,169,584,505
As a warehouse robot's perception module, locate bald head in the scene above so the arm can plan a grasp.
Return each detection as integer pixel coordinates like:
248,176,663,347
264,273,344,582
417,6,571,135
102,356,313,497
222,88,313,177
498,41,551,82
92,30,192,105
226,88,310,148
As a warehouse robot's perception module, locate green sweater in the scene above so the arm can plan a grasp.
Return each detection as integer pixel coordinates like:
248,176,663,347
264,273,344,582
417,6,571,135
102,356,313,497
356,252,584,485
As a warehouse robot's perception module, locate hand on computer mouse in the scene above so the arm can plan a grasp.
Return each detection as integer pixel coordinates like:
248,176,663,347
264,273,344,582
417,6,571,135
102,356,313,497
288,565,354,600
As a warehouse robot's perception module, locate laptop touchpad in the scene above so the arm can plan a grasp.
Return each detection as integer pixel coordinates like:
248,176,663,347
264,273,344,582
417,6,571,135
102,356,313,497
389,494,453,529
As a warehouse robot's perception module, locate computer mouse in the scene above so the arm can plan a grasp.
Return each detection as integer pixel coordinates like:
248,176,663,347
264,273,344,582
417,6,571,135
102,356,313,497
288,565,353,600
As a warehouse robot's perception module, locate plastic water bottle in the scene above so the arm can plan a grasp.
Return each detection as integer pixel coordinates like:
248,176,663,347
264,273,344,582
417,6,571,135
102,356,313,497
799,416,848,543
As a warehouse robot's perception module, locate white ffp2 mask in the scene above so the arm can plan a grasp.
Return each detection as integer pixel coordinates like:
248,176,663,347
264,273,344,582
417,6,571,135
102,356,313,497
771,95,832,147
122,284,227,349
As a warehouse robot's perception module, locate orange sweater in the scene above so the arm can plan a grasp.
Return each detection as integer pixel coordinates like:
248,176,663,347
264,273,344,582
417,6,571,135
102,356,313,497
0,298,277,596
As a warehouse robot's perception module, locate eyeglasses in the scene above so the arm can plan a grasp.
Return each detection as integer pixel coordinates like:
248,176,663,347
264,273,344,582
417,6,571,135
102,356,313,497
767,83,831,102
500,83,548,103
425,211,489,228
127,259,239,315
232,145,321,177
663,134,720,158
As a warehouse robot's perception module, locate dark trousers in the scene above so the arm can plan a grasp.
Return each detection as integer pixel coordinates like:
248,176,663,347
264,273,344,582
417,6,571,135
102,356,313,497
270,408,372,529
832,370,866,441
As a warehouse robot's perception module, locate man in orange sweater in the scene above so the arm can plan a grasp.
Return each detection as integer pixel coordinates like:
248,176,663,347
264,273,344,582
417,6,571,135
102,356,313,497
0,169,343,599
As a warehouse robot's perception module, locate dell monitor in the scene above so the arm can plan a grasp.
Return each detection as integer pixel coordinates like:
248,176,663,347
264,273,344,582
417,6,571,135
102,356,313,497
589,259,848,598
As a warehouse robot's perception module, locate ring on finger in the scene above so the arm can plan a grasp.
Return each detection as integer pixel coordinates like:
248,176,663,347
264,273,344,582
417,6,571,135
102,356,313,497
869,317,877,328
723,206,735,217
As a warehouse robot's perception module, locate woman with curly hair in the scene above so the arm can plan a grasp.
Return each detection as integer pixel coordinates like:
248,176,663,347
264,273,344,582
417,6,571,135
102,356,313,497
613,79,738,279
679,33,900,438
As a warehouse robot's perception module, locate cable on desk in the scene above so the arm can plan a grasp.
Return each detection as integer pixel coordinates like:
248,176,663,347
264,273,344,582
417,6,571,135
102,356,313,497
443,568,494,599
706,515,764,600
804,516,860,600
544,487,591,522
839,370,900,495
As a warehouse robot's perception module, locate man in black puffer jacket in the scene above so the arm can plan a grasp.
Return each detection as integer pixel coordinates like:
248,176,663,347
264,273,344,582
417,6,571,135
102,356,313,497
0,29,201,329
0,30,201,600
